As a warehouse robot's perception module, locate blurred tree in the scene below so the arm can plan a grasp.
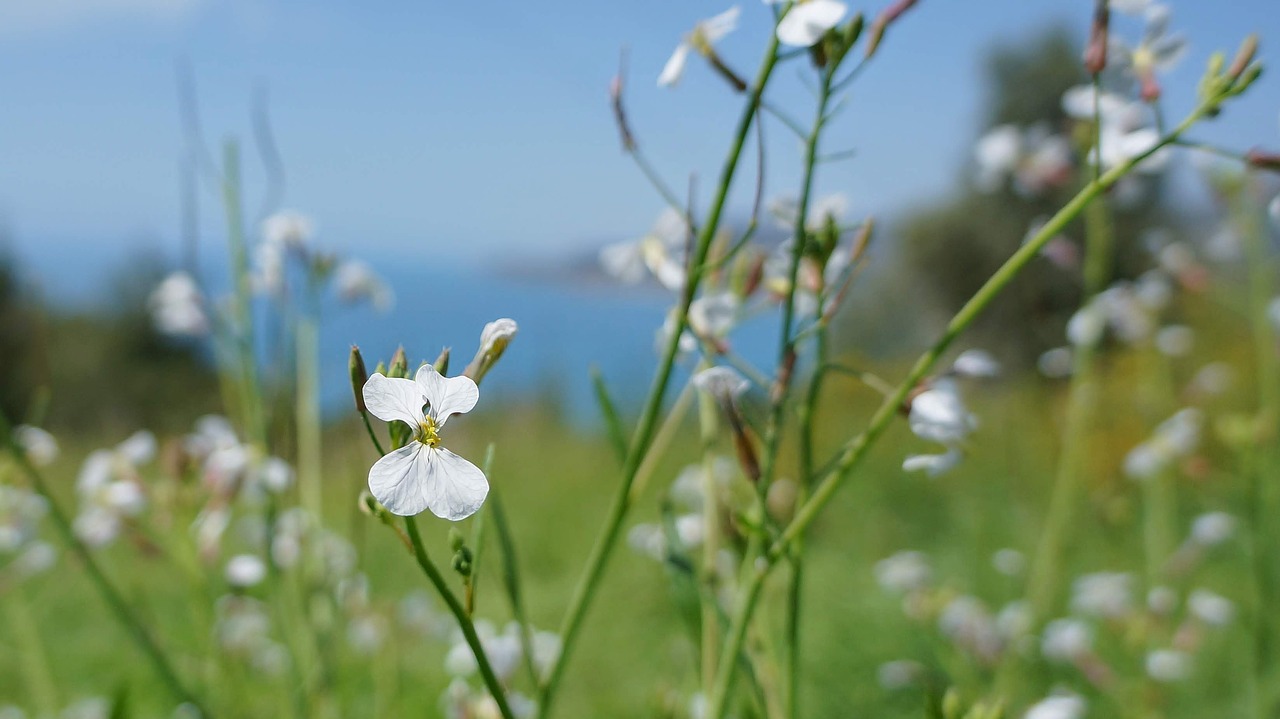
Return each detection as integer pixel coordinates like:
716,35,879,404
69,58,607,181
41,252,222,437
896,26,1171,363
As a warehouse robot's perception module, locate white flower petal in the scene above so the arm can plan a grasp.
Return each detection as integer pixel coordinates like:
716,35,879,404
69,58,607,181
421,448,490,521
363,374,426,426
658,42,691,87
415,365,479,424
369,443,434,516
776,0,846,47
701,6,741,44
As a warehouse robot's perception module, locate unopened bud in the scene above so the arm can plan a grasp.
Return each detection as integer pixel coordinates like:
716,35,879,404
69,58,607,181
1140,71,1162,102
851,217,874,265
448,527,466,552
388,346,408,379
864,18,887,59
452,549,473,576
358,490,382,517
1246,148,1280,171
865,0,919,59
433,347,451,375
350,345,369,413
738,252,766,298
374,361,387,376
465,318,518,384
770,348,797,405
1083,0,1110,75
610,51,637,152
1228,34,1259,81
706,50,748,93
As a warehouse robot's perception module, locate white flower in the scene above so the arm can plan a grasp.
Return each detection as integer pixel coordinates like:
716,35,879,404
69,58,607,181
225,554,267,588
1110,0,1150,15
689,292,740,338
992,548,1026,576
600,208,688,290
658,6,741,87
14,425,58,466
875,550,932,593
468,318,519,381
1067,303,1106,348
0,486,47,553
902,447,963,478
692,366,749,400
908,378,976,445
363,365,487,520
974,125,1021,190
1190,511,1236,547
1270,195,1280,227
1187,588,1234,626
261,210,314,250
1038,347,1074,379
1071,572,1133,619
148,272,209,337
1268,296,1280,334
1109,5,1187,82
1041,618,1093,662
1024,694,1086,719
876,660,923,690
1146,648,1191,682
334,260,394,311
1123,408,1202,481
1155,325,1194,357
770,0,847,48
1147,585,1178,615
952,349,1001,378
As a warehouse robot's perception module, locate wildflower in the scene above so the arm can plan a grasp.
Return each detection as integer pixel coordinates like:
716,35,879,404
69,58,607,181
876,659,924,690
973,125,1072,196
14,425,58,466
1038,347,1074,379
225,554,267,588
260,210,314,250
148,272,209,337
997,601,1033,641
74,431,155,547
875,550,932,594
444,620,523,683
1145,648,1191,682
1187,588,1234,626
1147,585,1177,615
692,366,749,401
908,378,976,445
1123,408,1202,480
901,447,963,477
1155,325,1194,357
333,260,394,311
1190,512,1236,547
951,349,1001,378
0,486,47,553
689,292,741,339
347,614,388,655
1067,303,1106,348
992,548,1026,576
1023,694,1086,719
1071,572,1133,619
1041,618,1093,663
938,595,1002,662
658,6,741,87
768,0,848,48
466,318,519,383
363,365,487,520
1109,4,1187,99
599,208,688,291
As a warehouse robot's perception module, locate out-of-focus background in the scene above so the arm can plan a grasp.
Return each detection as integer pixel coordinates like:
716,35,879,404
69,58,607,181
0,1,1278,717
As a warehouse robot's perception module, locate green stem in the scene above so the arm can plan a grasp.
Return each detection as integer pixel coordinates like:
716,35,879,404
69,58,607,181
0,430,209,714
535,33,784,718
221,141,266,447
1025,192,1112,621
3,586,59,715
403,517,516,719
296,309,323,521
704,101,1214,719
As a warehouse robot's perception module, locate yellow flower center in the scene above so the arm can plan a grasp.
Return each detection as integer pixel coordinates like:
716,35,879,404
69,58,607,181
416,416,442,448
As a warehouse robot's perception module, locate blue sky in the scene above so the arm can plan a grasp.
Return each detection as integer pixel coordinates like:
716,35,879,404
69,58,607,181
0,0,1276,276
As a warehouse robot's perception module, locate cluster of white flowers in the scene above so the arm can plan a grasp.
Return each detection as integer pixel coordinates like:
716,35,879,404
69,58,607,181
1122,407,1202,481
973,123,1074,197
0,484,57,583
440,620,559,719
73,431,154,547
148,271,210,338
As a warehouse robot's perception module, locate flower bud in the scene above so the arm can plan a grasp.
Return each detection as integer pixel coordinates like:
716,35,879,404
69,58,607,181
1246,148,1280,171
350,345,369,413
448,527,466,552
1227,34,1259,82
1082,0,1109,75
433,347,451,376
465,318,518,383
389,346,408,379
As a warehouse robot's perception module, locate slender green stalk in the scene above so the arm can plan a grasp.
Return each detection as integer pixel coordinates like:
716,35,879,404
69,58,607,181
296,309,323,521
705,101,1216,719
489,489,541,688
535,34,785,718
1025,193,1113,620
220,141,266,447
1239,178,1280,716
360,413,387,456
403,517,517,719
3,587,59,715
0,428,209,714
696,372,722,697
